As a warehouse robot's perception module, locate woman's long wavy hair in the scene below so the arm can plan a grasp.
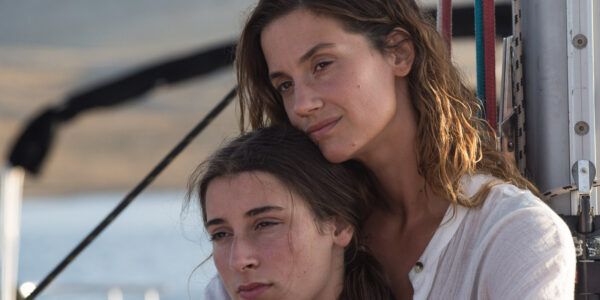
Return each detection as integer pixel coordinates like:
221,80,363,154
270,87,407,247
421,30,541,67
236,0,538,207
187,125,394,300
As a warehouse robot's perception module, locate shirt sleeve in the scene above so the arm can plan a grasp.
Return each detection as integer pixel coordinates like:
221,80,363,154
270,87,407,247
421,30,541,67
204,275,231,300
479,205,576,300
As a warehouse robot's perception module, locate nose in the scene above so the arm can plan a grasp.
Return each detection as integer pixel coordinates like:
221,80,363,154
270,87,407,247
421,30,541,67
292,81,323,116
229,236,260,272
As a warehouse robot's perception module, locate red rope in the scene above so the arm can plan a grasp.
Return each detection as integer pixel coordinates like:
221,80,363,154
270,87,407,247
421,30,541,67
437,0,453,55
483,0,496,131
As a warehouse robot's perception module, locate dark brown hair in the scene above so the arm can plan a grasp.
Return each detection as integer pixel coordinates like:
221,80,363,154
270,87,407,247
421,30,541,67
236,0,539,207
187,125,394,300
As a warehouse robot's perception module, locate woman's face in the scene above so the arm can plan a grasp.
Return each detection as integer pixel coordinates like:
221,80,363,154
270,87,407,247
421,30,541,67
205,171,349,300
261,9,414,163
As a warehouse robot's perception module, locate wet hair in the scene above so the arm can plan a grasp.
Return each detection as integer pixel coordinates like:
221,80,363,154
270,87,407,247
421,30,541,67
187,125,394,300
236,0,538,207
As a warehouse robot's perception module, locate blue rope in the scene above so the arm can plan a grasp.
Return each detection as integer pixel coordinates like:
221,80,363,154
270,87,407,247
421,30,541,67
474,0,485,118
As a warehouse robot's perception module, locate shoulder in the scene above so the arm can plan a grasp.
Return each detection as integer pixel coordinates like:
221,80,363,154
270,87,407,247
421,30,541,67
477,180,574,257
462,174,570,236
457,174,573,255
459,175,576,298
204,275,231,300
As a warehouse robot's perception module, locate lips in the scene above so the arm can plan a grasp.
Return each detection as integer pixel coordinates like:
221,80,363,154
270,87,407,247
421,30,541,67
305,117,340,141
237,282,271,299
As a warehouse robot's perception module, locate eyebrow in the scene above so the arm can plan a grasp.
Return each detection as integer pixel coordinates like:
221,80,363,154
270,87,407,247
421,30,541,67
246,205,284,217
205,205,285,228
269,42,336,80
299,42,335,64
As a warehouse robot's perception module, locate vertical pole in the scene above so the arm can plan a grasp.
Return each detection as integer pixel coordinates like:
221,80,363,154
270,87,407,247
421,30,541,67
566,0,598,215
523,0,600,296
1,165,25,300
510,0,527,174
565,4,599,294
437,0,453,55
483,0,497,132
521,0,572,214
475,0,486,118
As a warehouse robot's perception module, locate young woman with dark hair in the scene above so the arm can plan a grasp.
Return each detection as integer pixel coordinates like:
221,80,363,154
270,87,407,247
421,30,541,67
188,125,394,300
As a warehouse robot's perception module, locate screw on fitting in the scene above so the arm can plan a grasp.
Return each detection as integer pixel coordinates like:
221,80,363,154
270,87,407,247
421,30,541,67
575,121,590,136
573,34,588,49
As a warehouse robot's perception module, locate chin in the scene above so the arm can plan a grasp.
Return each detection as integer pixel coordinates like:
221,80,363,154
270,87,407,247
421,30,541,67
319,146,352,163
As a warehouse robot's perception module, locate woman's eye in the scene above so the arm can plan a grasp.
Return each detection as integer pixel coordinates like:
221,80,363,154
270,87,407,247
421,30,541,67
277,81,293,93
314,61,332,72
210,231,231,241
255,221,279,230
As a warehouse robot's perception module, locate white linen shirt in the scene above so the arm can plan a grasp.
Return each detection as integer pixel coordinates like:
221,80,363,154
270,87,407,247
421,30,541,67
204,275,229,299
203,175,576,299
416,174,576,300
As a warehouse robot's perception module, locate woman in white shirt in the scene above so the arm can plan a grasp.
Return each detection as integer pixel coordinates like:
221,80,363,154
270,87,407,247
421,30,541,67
233,0,576,298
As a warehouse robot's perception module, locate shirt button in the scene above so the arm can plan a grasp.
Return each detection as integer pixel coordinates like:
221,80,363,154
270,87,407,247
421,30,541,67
414,261,424,273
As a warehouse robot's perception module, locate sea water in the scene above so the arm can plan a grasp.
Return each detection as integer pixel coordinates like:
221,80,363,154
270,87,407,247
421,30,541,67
18,191,216,300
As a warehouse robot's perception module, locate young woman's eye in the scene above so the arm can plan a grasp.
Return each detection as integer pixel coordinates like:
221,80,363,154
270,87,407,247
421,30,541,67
255,221,279,230
277,81,293,93
210,231,231,242
314,61,332,72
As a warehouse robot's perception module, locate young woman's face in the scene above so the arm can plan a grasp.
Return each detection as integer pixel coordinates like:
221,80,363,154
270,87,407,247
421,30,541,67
261,9,413,163
205,171,347,300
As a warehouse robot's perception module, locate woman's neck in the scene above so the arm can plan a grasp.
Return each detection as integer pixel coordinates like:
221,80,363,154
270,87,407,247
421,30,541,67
356,116,447,224
362,146,434,219
355,80,449,223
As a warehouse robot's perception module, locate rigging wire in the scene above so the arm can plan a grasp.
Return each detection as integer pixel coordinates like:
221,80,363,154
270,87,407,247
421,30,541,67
24,87,237,300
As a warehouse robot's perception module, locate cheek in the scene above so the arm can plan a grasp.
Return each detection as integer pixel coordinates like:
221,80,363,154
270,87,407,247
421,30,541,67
357,63,396,102
258,232,308,286
261,236,295,271
211,245,238,294
211,245,230,276
352,69,397,123
282,101,300,127
287,228,330,273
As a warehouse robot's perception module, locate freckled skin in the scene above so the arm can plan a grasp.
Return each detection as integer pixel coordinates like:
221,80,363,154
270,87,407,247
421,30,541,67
261,9,416,164
205,172,346,300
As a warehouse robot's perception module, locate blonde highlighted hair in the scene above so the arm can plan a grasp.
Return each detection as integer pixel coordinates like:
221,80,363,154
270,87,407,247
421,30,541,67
236,0,539,207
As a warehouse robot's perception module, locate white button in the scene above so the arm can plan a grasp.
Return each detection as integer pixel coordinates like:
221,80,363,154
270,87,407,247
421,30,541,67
414,261,424,273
